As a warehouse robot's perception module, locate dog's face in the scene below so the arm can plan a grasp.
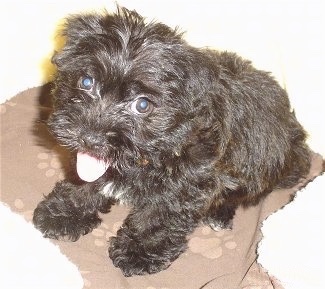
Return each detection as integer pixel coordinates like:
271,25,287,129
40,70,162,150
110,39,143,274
49,8,218,179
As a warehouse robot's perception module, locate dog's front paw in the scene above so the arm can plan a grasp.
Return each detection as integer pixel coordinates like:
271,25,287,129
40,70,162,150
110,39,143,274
108,235,171,276
33,198,101,241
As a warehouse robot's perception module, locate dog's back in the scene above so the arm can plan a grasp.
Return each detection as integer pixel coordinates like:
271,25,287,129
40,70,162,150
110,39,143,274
206,50,310,203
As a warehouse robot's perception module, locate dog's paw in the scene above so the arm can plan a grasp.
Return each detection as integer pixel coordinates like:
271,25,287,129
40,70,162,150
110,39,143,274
33,199,101,241
108,236,171,276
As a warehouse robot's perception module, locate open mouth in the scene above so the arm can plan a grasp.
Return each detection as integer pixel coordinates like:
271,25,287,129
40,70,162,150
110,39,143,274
76,152,110,182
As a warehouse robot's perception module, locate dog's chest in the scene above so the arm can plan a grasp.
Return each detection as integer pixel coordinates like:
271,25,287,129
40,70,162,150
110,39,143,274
100,182,126,202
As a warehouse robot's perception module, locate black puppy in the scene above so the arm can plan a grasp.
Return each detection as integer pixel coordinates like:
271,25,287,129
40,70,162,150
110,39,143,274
33,7,310,276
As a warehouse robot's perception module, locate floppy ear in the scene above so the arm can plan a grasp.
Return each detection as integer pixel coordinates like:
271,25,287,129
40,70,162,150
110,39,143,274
50,8,131,68
51,13,106,67
59,5,139,46
63,13,105,42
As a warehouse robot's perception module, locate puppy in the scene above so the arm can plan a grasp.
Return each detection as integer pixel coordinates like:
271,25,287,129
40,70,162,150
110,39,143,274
33,7,311,276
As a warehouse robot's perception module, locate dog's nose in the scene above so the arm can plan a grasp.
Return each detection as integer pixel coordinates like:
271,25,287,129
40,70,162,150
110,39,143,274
81,134,103,150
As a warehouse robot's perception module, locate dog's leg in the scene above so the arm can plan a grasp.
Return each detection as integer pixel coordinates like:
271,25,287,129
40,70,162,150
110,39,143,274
33,180,112,241
108,205,199,276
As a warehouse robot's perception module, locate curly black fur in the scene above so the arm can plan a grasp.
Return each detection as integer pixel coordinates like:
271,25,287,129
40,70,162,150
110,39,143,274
33,7,311,276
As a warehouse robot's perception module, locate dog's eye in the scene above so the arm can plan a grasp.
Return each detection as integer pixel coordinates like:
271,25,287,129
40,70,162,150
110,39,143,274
78,76,94,90
130,97,153,114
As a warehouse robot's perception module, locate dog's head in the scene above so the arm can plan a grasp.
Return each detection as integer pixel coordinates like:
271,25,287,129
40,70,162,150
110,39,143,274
49,7,222,181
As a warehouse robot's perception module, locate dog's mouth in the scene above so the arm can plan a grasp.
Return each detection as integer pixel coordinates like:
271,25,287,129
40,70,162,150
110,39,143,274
76,152,110,182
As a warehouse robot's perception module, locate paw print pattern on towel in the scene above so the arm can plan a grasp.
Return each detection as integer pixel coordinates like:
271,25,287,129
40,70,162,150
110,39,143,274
37,151,64,179
189,236,223,259
188,226,237,259
91,221,123,247
13,198,33,222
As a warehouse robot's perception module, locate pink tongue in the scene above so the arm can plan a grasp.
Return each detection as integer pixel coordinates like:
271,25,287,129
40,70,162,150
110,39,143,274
76,152,109,182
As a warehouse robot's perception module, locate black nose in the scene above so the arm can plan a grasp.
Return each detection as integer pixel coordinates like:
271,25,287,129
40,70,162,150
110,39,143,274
81,134,104,150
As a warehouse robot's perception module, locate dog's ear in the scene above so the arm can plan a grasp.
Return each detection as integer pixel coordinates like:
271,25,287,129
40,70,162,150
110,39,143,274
51,8,136,66
51,12,107,67
63,14,105,44
51,7,183,68
59,6,142,45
